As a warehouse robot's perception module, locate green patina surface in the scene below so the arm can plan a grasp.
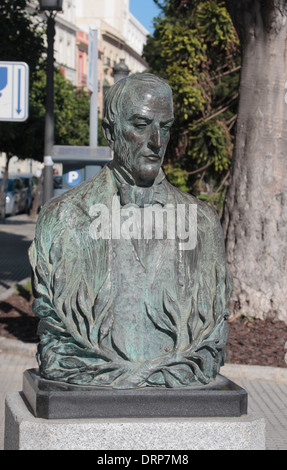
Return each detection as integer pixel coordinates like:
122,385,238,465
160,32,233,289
29,73,232,389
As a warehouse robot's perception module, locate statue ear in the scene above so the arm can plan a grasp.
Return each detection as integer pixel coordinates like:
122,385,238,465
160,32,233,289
102,121,115,150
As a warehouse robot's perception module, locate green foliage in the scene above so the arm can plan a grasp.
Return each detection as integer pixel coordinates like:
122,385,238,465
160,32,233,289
0,0,45,80
187,119,232,172
53,69,107,147
163,163,190,192
5,66,106,160
0,64,95,161
0,0,45,159
53,69,90,146
0,0,105,162
144,0,241,213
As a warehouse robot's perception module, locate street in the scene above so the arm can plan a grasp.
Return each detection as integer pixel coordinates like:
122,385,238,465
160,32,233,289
0,214,36,300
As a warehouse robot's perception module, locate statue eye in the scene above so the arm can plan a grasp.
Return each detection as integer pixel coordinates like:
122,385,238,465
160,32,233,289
135,123,147,132
161,127,170,136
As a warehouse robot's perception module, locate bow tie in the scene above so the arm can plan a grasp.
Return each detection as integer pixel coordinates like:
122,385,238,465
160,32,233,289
118,183,168,207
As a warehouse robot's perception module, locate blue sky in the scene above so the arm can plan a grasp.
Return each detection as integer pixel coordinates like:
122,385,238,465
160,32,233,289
129,0,161,34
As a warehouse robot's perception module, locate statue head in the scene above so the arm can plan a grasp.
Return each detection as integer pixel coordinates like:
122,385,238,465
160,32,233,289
102,73,174,187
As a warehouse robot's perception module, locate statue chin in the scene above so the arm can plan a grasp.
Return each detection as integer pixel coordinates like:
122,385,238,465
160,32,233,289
114,158,161,188
132,162,163,187
134,172,158,188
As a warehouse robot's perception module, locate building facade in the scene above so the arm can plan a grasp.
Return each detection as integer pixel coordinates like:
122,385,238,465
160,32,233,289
27,0,149,92
74,0,149,113
26,0,78,84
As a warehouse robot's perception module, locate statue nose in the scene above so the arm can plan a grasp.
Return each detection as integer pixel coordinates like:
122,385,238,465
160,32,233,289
148,127,161,152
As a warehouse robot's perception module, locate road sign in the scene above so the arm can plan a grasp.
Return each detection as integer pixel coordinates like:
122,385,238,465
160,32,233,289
65,170,82,187
0,61,29,122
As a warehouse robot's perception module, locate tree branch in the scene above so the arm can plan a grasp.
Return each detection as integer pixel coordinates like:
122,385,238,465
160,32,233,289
215,170,230,194
186,159,215,175
204,94,238,122
213,65,241,80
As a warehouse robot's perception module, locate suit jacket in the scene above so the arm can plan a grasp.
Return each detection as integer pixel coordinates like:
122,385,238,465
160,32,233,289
29,163,232,388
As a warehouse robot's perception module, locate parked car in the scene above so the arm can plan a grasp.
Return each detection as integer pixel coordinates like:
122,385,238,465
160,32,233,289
53,175,62,189
12,173,39,210
33,174,61,213
0,176,29,215
0,192,5,220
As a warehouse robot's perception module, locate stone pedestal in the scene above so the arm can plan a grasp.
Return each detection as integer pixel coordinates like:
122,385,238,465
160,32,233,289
4,369,265,450
22,369,248,419
5,392,265,450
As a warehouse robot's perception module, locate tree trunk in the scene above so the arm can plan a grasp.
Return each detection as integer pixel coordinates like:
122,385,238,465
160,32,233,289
223,0,287,322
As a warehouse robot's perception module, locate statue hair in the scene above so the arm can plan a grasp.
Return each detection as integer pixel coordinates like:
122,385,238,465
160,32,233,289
102,73,172,143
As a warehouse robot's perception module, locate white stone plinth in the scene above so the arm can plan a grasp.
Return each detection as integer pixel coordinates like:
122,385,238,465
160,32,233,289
5,392,265,450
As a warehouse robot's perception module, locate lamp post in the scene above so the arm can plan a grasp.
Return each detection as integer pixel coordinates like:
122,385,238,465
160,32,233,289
38,0,63,204
113,58,130,83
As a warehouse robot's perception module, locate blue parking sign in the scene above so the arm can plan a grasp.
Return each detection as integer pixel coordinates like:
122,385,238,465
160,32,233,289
65,170,82,187
0,61,29,121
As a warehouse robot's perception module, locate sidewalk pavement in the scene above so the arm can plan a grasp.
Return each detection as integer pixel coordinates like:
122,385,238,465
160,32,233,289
0,214,287,450
0,214,37,299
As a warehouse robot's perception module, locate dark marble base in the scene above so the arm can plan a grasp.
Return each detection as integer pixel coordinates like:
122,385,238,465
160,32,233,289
22,368,248,420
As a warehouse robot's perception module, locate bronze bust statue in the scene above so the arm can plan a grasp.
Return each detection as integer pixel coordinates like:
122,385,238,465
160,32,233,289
29,73,232,389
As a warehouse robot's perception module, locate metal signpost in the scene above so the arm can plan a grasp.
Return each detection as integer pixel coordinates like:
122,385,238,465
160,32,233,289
0,61,29,122
88,28,98,147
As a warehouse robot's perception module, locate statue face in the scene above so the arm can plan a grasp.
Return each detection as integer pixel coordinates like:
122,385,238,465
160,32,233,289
114,81,174,186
